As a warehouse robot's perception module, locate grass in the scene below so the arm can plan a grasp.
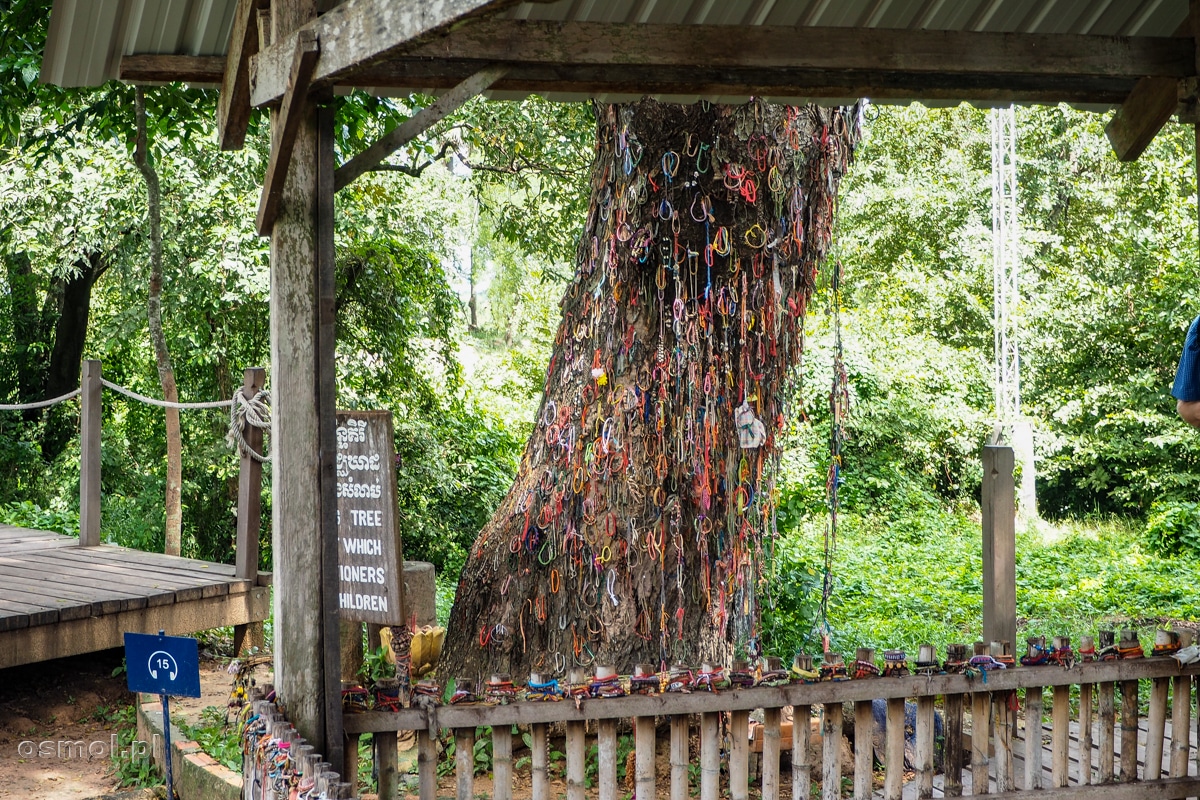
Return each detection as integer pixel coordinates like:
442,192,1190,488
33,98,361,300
772,506,1200,660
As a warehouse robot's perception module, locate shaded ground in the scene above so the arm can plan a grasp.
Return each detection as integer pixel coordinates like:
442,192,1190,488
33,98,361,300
0,646,243,800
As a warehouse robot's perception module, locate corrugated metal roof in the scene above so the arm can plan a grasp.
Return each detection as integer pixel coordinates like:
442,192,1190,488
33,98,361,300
41,0,1189,108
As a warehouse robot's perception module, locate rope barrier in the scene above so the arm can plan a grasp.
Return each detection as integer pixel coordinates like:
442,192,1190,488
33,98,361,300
0,388,81,411
100,379,234,410
227,389,272,463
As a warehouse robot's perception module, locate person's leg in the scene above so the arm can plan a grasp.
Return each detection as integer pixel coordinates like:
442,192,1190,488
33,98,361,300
1178,399,1200,429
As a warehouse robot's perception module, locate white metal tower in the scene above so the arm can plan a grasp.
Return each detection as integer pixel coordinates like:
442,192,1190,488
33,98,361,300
991,105,1036,518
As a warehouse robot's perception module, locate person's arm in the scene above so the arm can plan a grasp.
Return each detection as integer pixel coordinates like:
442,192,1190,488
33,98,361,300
1179,400,1200,430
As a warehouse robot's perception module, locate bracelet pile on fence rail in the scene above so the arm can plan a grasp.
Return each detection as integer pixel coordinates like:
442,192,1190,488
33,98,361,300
324,626,1200,800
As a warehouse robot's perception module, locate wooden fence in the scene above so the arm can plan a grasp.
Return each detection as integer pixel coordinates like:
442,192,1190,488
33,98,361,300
342,657,1200,800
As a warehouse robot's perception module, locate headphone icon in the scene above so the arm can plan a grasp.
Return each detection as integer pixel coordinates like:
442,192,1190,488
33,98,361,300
148,651,178,681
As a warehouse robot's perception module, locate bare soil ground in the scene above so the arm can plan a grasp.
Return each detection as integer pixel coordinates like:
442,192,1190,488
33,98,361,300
0,647,242,800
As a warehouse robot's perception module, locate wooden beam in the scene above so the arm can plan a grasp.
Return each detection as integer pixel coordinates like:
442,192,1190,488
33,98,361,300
216,0,264,151
119,54,225,84
255,30,319,237
126,53,1144,107
79,360,101,548
250,0,525,107
334,64,506,191
1106,77,1181,161
409,20,1193,79
250,15,1192,108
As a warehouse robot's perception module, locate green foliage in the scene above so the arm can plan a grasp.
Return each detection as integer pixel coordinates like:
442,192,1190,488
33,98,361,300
775,503,1200,658
179,706,242,773
0,498,78,535
107,705,162,789
1145,498,1200,557
437,726,500,777
359,646,396,684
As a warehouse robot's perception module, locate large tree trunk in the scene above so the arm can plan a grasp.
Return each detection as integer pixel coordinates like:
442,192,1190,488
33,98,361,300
443,100,858,679
41,252,106,461
135,88,183,557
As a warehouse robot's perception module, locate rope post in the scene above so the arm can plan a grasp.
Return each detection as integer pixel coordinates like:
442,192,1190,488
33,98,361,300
234,366,267,657
79,360,102,547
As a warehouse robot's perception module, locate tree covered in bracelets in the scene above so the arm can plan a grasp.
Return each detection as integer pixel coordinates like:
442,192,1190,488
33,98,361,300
442,99,859,678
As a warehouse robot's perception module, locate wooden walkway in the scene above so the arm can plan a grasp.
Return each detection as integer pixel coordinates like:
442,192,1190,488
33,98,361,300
0,524,269,669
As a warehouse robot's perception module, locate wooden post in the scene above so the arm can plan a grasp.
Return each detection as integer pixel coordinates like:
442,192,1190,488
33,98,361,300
340,622,363,795
1145,677,1169,781
1098,682,1115,783
1051,684,1070,787
763,707,781,800
1078,683,1094,785
670,715,690,800
982,445,1016,649
730,709,749,800
994,693,1014,793
884,697,905,800
636,715,657,800
566,720,585,800
492,724,512,800
455,727,475,800
269,0,327,757
376,731,398,800
531,722,549,800
853,700,872,800
793,705,813,800
1119,680,1138,782
822,702,842,800
418,726,437,800
316,99,343,771
971,692,990,794
1024,687,1043,790
700,711,720,800
79,359,102,547
598,718,617,800
232,366,266,656
1171,674,1191,777
915,696,935,799
944,693,964,797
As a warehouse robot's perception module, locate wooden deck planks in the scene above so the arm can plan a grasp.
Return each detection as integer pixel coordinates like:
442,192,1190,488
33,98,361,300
0,526,254,636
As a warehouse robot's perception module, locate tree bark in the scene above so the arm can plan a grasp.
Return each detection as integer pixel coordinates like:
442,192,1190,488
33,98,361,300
135,88,183,557
40,252,106,461
442,100,858,679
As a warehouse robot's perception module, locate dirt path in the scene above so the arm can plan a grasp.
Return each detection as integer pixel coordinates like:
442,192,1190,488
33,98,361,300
0,647,247,800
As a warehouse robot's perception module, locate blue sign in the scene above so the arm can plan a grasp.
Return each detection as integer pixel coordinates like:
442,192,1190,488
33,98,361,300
124,631,201,697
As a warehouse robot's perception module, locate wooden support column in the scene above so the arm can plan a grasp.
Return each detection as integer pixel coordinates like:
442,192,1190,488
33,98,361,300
982,445,1016,649
597,718,617,800
566,720,586,800
1024,687,1043,790
670,715,690,800
700,711,720,800
971,692,990,794
636,715,657,800
269,0,328,760
944,693,964,797
455,728,475,800
216,0,264,150
1051,684,1070,787
79,359,102,547
334,65,508,191
492,724,513,800
793,705,813,800
1105,76,1180,162
233,366,266,657
885,697,907,800
417,726,437,800
1171,674,1191,778
822,702,843,800
915,696,935,799
1119,680,1139,782
1098,682,1116,783
853,700,873,800
531,723,549,800
762,707,781,800
316,96,343,774
1079,683,1094,785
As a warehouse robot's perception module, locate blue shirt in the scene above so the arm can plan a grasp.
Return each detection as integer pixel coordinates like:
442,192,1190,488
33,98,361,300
1172,315,1200,402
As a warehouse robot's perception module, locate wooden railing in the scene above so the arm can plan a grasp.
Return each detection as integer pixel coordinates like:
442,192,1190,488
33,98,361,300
343,658,1200,800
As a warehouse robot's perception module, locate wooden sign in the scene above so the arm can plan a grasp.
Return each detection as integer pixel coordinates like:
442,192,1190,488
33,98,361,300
335,410,404,625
